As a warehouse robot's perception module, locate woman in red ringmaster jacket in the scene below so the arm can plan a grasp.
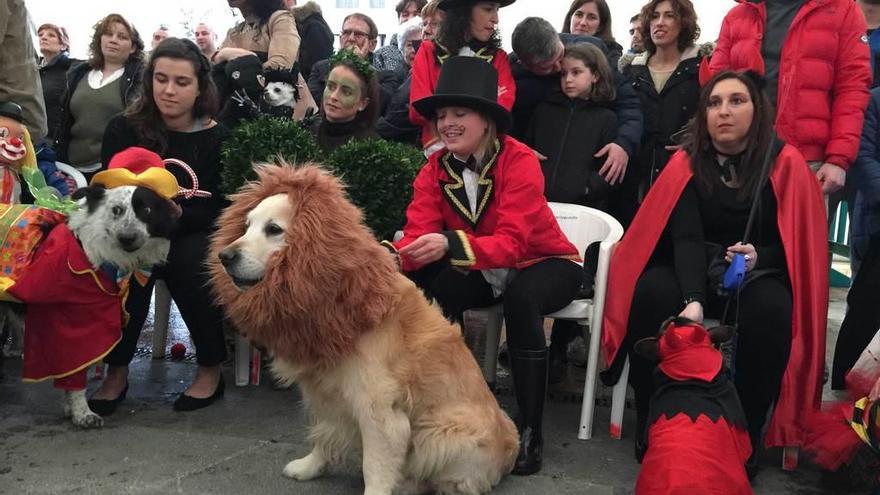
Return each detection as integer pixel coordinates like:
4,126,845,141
390,56,581,476
408,0,516,153
707,0,871,194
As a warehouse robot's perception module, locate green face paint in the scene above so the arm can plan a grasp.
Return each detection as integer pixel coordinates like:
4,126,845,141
324,68,364,110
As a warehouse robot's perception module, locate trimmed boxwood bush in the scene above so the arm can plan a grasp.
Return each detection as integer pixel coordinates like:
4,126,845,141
220,116,321,195
326,138,425,240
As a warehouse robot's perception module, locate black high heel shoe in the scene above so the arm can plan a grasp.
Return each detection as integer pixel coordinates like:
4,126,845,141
173,375,225,412
88,383,128,416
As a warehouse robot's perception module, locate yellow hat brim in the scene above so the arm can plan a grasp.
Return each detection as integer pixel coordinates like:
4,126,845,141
91,168,179,199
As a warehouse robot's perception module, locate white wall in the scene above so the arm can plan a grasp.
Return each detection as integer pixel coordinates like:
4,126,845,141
27,0,736,59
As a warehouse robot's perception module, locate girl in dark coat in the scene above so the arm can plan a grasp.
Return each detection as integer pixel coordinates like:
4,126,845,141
526,43,617,383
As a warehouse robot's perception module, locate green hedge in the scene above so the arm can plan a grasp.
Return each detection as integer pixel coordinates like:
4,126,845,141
327,138,425,240
220,116,321,195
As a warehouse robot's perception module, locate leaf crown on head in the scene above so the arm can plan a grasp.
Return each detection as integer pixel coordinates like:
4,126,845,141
329,48,375,80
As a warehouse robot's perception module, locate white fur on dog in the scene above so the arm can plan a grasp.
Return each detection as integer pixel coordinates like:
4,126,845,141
63,390,103,428
263,81,297,108
68,186,170,274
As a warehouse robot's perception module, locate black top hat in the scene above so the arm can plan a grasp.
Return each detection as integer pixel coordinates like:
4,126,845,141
413,56,511,133
0,102,24,123
438,0,516,10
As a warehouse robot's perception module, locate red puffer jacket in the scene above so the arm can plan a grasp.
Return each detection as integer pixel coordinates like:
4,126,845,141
709,0,870,169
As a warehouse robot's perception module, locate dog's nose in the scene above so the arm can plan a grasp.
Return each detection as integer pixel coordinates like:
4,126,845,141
117,233,139,249
219,248,239,268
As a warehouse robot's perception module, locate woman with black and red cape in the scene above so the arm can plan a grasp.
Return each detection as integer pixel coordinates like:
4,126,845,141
600,66,828,482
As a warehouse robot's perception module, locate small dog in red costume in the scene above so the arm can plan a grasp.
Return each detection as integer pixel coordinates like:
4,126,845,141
6,147,209,428
633,317,753,495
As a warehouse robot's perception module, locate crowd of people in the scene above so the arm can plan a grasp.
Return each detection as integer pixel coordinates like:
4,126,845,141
3,0,880,487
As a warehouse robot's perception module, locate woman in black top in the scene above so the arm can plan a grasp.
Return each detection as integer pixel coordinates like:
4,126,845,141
610,70,827,479
308,49,380,154
90,38,228,414
37,23,77,142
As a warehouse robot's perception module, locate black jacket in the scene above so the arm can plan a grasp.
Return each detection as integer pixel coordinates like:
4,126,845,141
54,60,143,163
526,90,618,208
293,1,334,80
307,55,402,116
510,33,642,159
622,46,705,188
376,76,420,146
39,54,78,142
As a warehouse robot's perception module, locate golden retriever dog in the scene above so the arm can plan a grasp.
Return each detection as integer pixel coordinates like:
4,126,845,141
209,164,518,495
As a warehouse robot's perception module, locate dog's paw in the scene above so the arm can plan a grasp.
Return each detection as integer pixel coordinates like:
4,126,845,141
282,456,324,481
71,411,104,429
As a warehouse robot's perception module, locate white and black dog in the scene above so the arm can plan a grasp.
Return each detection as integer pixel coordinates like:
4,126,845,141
6,183,178,428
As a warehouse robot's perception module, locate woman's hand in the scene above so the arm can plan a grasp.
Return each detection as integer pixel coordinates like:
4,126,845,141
678,301,704,323
213,47,256,64
726,242,757,272
869,375,880,401
596,142,629,185
399,233,448,266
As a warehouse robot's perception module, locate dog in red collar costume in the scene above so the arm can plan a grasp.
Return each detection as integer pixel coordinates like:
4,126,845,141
7,146,208,428
633,318,753,495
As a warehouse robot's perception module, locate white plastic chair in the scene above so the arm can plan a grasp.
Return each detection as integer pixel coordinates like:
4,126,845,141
151,283,257,386
54,162,88,189
477,202,623,440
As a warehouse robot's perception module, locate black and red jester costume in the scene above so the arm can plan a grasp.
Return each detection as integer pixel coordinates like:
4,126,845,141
634,318,753,495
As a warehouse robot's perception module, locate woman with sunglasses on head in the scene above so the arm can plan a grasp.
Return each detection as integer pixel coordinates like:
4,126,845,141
89,38,230,416
408,0,516,154
601,69,828,480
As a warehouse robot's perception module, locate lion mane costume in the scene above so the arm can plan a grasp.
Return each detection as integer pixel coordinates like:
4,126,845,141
208,164,518,494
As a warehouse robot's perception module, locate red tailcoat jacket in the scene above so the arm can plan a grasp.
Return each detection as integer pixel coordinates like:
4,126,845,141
408,40,516,146
709,0,871,168
10,224,124,382
602,146,829,449
394,135,578,272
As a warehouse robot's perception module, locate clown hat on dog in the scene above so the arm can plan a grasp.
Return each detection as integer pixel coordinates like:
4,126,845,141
91,147,211,199
412,56,511,133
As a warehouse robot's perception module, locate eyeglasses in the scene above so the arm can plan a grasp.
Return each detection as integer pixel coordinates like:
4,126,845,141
341,29,371,41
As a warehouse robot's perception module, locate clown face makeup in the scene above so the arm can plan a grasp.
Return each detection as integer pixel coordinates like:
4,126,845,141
0,120,26,165
323,66,368,123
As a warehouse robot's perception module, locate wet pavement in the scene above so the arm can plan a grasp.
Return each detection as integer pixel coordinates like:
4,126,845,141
0,288,857,494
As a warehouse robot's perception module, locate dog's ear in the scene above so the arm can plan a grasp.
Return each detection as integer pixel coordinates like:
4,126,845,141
634,337,660,362
707,325,736,344
71,185,106,213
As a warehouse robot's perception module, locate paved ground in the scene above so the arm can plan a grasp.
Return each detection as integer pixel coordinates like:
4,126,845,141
0,287,859,494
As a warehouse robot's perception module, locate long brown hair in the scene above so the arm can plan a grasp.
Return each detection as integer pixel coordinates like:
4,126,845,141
88,13,144,69
685,70,775,201
638,0,700,55
561,0,616,48
124,38,218,155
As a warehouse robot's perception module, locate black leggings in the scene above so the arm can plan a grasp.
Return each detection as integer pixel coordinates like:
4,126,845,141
625,264,793,435
105,232,227,367
410,258,582,352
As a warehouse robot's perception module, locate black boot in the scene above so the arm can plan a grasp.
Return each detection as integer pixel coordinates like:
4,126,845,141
509,348,548,476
